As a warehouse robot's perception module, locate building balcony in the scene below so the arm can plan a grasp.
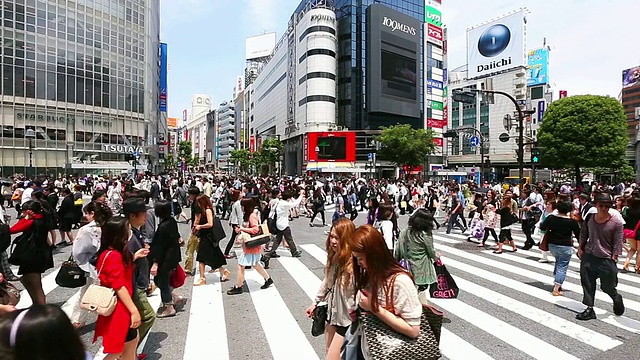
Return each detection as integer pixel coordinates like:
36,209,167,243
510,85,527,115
219,122,235,133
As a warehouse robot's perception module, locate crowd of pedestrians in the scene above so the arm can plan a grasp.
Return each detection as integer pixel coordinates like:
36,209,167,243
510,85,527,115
0,172,634,359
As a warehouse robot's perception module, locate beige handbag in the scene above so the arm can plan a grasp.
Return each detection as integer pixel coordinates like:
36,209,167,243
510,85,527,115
80,251,118,316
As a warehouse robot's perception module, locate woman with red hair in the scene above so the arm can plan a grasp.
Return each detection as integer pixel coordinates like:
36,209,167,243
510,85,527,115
348,224,422,349
305,218,356,359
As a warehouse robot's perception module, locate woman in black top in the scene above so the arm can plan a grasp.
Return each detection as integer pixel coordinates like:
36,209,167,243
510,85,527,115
150,200,185,318
57,188,76,245
494,196,517,254
622,195,640,273
540,201,580,296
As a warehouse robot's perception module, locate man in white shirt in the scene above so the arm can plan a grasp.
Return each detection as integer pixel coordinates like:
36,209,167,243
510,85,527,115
266,189,304,258
21,181,38,205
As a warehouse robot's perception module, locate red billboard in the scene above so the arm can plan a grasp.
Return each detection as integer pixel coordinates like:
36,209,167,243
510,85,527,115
307,131,356,162
249,135,255,153
433,137,443,147
427,118,444,128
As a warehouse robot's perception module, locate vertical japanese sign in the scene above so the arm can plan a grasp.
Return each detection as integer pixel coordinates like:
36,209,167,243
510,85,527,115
159,43,168,112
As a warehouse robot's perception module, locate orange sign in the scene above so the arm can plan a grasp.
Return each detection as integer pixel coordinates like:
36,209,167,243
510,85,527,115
167,117,179,129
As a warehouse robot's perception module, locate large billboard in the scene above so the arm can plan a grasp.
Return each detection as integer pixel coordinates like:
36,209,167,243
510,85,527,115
366,4,421,119
466,11,526,79
167,117,178,129
307,132,356,162
159,42,168,112
245,33,277,60
527,48,549,86
623,66,640,88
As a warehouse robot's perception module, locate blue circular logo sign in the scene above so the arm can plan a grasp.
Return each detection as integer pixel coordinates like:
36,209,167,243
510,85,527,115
477,24,511,57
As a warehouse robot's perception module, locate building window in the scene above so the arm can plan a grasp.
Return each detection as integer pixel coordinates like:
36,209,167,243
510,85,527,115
298,25,336,42
299,72,336,84
299,95,336,106
299,48,336,63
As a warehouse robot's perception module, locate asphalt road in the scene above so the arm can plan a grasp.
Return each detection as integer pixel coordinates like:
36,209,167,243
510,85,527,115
7,200,640,360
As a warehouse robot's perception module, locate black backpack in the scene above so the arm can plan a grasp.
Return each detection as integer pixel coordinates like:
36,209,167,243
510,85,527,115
342,195,353,213
267,200,280,234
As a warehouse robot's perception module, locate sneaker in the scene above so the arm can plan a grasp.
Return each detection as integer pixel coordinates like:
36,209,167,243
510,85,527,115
260,278,274,289
292,251,302,258
227,285,243,295
613,294,625,316
268,253,280,258
575,307,597,321
538,258,550,263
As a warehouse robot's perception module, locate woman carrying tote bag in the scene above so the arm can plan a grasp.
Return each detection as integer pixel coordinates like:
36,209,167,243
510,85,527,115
92,217,147,360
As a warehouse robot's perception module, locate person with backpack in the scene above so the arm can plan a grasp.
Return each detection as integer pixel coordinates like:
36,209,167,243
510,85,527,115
265,189,304,259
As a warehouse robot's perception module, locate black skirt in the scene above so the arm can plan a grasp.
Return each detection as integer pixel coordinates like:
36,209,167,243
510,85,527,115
196,234,227,269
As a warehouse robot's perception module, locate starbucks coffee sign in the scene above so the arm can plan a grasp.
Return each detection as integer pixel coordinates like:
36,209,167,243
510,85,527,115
16,111,112,128
102,144,144,154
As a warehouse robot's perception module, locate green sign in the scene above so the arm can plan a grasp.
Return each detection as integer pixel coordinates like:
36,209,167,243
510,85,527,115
425,6,442,27
442,87,448,98
429,100,444,111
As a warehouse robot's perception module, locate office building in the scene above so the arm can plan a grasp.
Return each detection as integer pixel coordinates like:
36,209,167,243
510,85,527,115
185,94,211,170
216,100,234,169
0,0,163,176
622,66,640,180
249,0,429,175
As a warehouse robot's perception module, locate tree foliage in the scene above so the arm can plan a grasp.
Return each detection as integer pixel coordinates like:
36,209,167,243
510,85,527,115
178,141,199,167
257,138,283,168
537,95,629,186
164,153,176,170
230,148,253,173
376,124,436,167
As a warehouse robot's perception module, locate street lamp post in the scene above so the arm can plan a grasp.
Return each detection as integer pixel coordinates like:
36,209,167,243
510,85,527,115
25,128,36,179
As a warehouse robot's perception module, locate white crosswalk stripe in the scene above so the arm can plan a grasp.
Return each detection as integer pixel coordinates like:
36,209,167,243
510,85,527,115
19,224,640,359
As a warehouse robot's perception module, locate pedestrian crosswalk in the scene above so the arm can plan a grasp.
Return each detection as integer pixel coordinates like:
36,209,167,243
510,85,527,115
12,224,640,360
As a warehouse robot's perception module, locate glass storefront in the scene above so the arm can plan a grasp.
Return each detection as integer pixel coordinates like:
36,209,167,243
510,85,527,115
0,0,160,177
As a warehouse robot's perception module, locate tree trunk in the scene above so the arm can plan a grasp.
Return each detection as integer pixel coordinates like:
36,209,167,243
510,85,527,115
574,164,581,189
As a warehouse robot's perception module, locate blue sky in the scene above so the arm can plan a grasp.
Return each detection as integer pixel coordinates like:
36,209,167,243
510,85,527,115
161,0,640,123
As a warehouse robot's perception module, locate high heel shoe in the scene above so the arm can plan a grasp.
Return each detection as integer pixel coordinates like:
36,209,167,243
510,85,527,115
194,278,206,286
221,269,231,282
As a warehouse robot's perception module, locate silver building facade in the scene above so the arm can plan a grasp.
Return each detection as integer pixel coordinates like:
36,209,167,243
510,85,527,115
0,0,161,177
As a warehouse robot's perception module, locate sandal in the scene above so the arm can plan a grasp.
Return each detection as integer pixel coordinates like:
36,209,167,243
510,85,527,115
194,278,206,286
552,290,563,296
493,250,503,254
221,269,231,282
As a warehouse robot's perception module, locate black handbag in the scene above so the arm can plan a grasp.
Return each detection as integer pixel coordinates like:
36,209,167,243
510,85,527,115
0,223,10,253
55,255,88,288
429,258,459,299
311,302,328,337
8,232,37,266
212,216,226,247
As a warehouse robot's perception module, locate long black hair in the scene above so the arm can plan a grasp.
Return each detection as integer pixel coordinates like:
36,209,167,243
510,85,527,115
82,201,113,226
0,305,86,360
97,217,133,266
408,208,435,234
241,198,256,222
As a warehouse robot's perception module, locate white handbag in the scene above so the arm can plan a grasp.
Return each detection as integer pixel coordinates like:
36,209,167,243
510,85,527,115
80,251,118,316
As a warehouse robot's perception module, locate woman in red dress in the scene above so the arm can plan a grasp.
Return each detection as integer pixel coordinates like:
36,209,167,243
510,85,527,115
93,217,148,360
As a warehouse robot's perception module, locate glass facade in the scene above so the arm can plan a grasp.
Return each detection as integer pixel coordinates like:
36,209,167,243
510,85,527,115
0,0,160,177
332,0,423,130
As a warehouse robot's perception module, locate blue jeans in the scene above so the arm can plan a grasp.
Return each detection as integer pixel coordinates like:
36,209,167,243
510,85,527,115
549,244,573,285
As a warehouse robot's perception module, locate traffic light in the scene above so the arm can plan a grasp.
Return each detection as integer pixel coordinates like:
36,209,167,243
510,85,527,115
452,90,476,104
531,147,541,163
443,130,457,138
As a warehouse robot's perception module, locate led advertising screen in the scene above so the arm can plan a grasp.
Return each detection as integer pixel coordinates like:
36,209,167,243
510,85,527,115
366,4,421,119
307,132,356,162
467,11,526,79
623,66,640,88
381,50,417,100
527,48,549,86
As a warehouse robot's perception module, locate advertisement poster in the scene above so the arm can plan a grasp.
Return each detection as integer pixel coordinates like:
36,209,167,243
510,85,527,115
527,48,549,86
433,137,444,147
429,100,444,111
425,6,442,27
466,11,526,79
427,118,444,128
623,66,640,88
427,23,443,46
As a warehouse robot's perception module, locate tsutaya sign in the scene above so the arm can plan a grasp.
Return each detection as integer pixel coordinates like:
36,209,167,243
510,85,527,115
382,16,417,36
102,144,144,154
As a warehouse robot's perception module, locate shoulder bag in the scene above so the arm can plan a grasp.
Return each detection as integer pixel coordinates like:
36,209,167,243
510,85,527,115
624,219,640,240
80,251,118,316
56,255,88,288
0,281,20,306
359,274,443,360
8,231,37,267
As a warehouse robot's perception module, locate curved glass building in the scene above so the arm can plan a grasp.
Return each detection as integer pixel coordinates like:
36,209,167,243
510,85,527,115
0,0,161,177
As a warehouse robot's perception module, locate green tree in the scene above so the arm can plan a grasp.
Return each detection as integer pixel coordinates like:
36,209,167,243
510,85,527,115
537,95,629,186
256,137,282,174
178,141,199,167
230,148,253,174
164,153,176,170
376,124,436,168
